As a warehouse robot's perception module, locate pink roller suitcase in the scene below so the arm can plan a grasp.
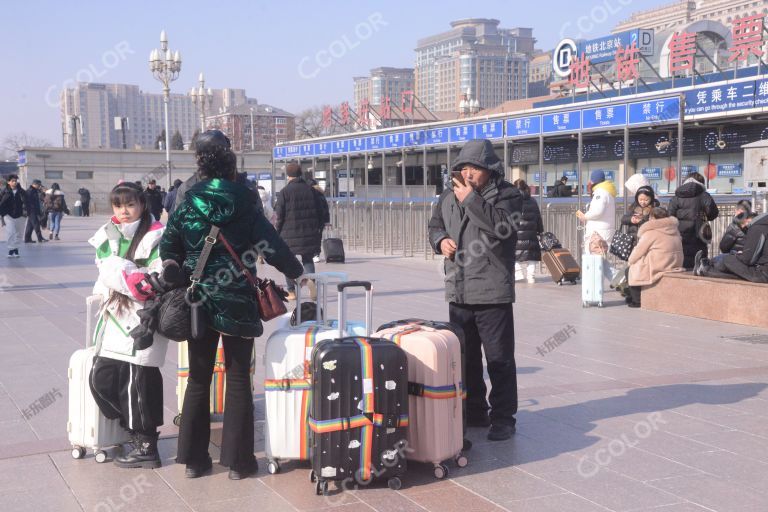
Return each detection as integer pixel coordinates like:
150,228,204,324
375,323,467,479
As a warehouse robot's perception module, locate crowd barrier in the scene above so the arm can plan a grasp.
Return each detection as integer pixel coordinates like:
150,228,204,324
326,196,763,264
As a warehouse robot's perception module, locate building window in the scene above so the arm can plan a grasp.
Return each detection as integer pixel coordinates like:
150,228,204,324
76,171,93,180
45,170,63,179
275,117,287,125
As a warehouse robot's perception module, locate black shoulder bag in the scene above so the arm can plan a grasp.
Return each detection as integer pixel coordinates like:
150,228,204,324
156,226,219,342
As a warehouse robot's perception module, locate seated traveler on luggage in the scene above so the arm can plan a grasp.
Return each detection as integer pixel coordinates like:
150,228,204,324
626,207,684,308
694,210,768,283
88,183,168,468
160,130,303,480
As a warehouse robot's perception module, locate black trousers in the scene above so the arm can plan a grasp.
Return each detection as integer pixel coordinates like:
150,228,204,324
708,254,768,283
89,356,163,435
82,201,90,216
24,214,43,242
449,302,517,427
176,329,255,468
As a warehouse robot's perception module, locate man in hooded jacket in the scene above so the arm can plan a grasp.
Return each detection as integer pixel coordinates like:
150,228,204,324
668,172,718,269
695,212,768,283
428,139,522,441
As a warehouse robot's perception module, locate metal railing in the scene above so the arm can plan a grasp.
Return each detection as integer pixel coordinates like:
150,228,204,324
326,196,762,263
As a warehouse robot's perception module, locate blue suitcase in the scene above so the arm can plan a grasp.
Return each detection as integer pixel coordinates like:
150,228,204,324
581,254,604,308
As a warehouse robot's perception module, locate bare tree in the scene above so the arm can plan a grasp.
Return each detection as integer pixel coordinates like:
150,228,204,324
295,106,348,139
2,133,53,158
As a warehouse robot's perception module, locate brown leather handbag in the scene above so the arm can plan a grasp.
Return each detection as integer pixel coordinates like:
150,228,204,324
217,232,288,321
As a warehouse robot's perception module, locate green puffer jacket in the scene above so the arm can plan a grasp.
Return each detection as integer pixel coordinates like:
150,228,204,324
160,178,303,338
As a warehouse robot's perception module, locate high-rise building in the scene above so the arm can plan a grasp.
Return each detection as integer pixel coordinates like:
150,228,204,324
528,51,553,98
613,0,766,34
204,103,295,152
415,19,535,113
353,67,415,113
60,83,262,150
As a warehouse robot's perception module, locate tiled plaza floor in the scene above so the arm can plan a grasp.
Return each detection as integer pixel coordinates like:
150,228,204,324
1,216,767,511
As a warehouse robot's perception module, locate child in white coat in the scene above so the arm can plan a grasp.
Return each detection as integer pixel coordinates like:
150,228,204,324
88,183,168,468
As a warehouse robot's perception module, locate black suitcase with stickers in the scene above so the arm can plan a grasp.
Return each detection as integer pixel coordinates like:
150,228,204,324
309,282,409,495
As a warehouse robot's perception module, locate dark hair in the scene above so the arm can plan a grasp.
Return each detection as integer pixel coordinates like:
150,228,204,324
688,171,705,185
736,200,753,213
196,147,237,181
635,185,655,204
286,161,302,178
108,183,153,314
513,179,530,195
650,206,669,219
51,182,60,191
7,174,18,181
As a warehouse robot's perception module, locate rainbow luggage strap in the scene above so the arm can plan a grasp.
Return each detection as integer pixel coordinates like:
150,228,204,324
308,338,408,481
386,327,466,400
263,326,320,460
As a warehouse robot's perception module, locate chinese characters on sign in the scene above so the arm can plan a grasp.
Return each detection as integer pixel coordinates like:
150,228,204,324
322,106,333,129
569,53,591,89
22,388,63,420
728,14,765,62
536,325,577,357
401,90,415,115
615,42,640,82
667,31,697,74
339,102,350,126
359,99,371,128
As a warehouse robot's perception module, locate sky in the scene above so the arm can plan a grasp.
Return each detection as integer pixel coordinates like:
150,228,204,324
0,0,669,150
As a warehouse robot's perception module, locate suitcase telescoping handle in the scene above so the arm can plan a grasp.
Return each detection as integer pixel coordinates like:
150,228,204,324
337,281,373,337
295,272,349,325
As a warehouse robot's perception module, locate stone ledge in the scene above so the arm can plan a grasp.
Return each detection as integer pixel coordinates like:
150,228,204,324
642,271,768,328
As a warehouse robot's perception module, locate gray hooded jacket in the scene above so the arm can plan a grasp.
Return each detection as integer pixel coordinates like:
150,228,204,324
428,139,523,305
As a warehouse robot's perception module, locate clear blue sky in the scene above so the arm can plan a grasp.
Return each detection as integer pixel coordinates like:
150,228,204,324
0,0,668,148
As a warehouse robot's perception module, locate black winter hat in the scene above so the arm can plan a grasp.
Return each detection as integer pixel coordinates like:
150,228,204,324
195,130,231,155
451,139,503,175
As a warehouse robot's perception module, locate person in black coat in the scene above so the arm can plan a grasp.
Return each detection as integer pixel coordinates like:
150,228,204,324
548,175,572,197
512,179,543,283
695,211,768,283
24,180,47,243
0,174,27,257
275,161,330,298
667,172,719,269
620,186,659,238
719,200,752,255
144,180,164,220
78,187,91,216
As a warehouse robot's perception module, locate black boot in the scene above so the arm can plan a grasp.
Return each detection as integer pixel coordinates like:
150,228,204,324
114,432,161,469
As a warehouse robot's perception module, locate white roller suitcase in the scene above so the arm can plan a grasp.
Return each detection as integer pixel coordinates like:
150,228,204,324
262,272,366,475
67,295,130,462
581,254,605,308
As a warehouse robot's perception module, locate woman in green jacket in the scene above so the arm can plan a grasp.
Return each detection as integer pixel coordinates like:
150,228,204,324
160,130,303,480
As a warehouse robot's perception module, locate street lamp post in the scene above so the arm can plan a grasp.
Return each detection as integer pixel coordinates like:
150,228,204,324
149,30,182,189
190,72,213,133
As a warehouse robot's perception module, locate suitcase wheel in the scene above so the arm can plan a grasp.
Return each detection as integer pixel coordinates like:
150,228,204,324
433,464,448,479
267,460,280,475
455,454,468,468
387,477,402,490
316,480,329,496
173,414,181,427
71,446,85,460
309,470,317,483
94,450,108,463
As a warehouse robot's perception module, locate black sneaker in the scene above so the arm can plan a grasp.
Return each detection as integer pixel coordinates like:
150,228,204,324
185,456,213,478
228,460,258,480
487,424,516,441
